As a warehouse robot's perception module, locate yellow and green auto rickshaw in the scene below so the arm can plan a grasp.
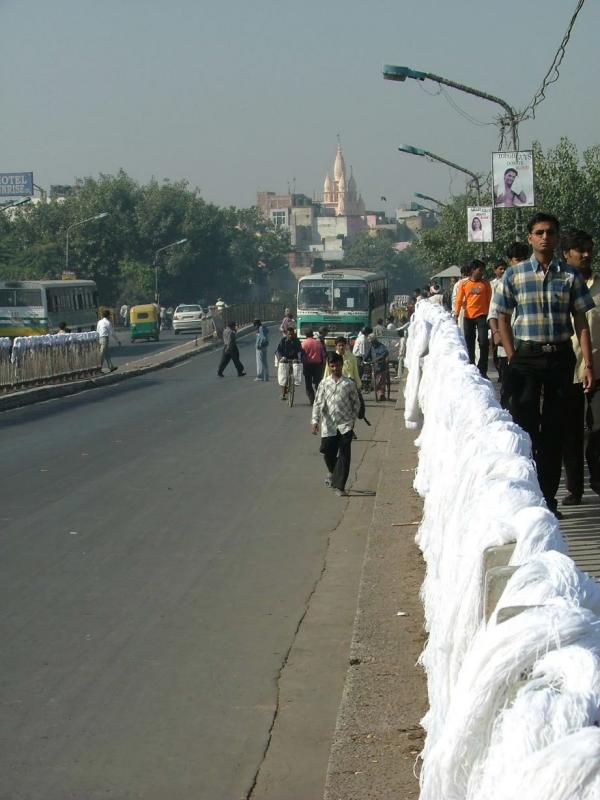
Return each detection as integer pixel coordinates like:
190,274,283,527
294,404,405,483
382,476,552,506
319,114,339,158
130,303,159,342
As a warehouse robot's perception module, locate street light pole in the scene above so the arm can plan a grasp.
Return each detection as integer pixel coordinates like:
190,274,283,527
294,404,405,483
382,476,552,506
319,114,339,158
153,238,188,305
1,197,32,213
398,145,483,202
383,64,519,149
65,212,110,272
414,192,447,208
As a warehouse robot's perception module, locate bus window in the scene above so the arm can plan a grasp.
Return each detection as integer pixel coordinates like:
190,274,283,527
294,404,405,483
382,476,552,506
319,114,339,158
333,282,368,311
0,289,15,307
298,281,332,310
15,289,43,307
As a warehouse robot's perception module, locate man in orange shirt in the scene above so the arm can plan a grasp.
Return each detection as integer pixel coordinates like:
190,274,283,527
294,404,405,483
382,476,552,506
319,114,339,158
454,259,492,377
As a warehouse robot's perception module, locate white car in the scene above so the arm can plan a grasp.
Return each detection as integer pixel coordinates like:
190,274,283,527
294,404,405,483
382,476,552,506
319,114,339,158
172,304,204,334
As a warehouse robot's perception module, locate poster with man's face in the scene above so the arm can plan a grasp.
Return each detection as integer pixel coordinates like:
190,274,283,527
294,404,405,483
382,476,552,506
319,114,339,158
467,207,493,243
492,151,534,208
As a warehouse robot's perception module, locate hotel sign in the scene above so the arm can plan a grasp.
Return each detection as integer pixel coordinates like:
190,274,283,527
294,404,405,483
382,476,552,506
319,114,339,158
0,172,34,197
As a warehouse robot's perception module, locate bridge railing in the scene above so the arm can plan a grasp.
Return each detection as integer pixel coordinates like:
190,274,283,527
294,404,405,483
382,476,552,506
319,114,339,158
0,332,101,391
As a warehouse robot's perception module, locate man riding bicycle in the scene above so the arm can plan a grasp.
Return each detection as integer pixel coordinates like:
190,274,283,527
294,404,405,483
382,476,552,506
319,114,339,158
275,327,303,400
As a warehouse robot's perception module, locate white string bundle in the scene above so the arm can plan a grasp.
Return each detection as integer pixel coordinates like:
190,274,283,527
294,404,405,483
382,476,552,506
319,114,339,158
405,300,600,799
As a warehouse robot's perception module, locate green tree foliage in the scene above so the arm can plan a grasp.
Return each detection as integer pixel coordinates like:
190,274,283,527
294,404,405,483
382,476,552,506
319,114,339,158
344,230,431,292
416,138,600,271
0,171,290,306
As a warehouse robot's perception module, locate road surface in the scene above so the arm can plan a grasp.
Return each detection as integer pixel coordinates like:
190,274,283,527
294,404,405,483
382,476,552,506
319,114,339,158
0,336,388,799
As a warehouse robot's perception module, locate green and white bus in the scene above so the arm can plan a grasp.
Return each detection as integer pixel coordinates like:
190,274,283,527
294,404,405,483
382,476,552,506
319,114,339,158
296,269,388,348
0,280,99,337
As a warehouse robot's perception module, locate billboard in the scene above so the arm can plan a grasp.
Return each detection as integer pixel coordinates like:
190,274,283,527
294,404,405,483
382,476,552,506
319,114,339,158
492,151,534,208
0,172,33,197
467,207,493,243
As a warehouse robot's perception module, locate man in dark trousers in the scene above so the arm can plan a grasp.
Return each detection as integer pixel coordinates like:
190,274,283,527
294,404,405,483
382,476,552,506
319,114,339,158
217,321,246,377
454,259,492,377
311,352,360,497
561,229,600,505
496,213,595,518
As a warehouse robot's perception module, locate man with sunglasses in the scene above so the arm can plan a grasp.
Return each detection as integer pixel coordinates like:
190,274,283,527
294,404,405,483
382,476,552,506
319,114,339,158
495,213,595,518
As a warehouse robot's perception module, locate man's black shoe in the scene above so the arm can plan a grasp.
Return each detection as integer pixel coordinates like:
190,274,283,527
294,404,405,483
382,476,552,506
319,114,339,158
562,493,582,506
238,372,246,377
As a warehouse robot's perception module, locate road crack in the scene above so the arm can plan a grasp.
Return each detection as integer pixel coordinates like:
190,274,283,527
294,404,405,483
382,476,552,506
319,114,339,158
244,404,388,799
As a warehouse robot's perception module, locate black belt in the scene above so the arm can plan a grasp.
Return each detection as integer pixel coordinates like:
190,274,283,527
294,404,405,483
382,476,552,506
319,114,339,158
515,339,572,354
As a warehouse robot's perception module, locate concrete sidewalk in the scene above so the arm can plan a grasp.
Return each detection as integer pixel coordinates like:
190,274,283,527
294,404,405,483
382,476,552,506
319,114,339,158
323,389,427,800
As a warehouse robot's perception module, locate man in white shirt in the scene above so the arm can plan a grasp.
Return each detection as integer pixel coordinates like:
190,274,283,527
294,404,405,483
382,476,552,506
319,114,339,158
96,310,121,372
311,352,360,497
119,303,129,328
352,326,372,377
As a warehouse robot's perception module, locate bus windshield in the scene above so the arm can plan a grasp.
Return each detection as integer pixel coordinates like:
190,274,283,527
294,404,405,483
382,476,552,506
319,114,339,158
298,281,332,311
332,282,368,311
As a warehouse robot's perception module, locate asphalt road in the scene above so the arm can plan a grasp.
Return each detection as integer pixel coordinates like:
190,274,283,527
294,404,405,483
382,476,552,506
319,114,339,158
110,328,202,368
0,337,382,799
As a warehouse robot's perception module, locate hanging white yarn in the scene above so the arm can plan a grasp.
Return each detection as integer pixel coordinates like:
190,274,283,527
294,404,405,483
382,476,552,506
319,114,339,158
491,727,600,800
419,602,600,800
467,644,600,799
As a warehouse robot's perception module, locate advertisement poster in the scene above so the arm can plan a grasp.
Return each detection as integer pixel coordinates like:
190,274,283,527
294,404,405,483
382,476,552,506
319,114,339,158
467,206,493,243
492,151,534,208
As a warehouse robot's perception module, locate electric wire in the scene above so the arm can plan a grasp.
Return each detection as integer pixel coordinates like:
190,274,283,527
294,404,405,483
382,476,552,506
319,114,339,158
519,0,586,121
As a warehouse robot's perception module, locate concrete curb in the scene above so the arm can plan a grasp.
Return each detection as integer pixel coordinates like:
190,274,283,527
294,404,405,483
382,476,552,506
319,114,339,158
0,324,257,412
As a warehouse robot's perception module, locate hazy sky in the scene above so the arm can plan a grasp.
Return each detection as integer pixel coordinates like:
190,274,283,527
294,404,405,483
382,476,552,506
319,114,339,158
2,0,598,212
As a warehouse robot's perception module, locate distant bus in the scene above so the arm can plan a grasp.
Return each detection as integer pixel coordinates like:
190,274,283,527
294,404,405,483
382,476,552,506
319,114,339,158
0,280,99,337
296,269,388,347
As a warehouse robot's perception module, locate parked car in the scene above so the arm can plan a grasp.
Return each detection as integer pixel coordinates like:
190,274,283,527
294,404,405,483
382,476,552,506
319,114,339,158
172,304,204,334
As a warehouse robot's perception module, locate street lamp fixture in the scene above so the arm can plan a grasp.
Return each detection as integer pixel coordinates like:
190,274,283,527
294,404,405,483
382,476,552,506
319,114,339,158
1,197,32,212
383,64,519,149
154,238,188,304
414,192,446,208
398,144,483,202
65,212,110,272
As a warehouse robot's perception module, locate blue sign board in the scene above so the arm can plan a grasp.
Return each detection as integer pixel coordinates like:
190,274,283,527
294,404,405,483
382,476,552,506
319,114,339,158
0,172,34,197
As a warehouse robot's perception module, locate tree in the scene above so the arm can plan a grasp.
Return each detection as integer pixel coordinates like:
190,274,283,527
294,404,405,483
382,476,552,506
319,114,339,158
344,231,431,293
416,138,600,271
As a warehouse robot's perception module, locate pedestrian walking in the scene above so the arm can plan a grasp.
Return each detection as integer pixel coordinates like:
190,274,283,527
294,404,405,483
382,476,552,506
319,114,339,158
254,318,270,381
217,321,246,377
324,336,362,388
488,261,507,377
454,259,492,377
301,329,326,404
280,308,295,335
368,333,389,401
560,229,600,505
96,309,121,372
119,302,129,328
495,212,595,518
373,318,386,337
311,352,360,497
352,326,372,378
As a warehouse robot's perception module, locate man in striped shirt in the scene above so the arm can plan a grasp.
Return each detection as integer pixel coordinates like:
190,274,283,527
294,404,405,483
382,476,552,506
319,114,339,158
495,212,595,517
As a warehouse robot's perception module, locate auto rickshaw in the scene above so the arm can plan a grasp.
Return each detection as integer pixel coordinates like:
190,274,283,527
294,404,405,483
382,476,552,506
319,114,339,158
130,303,159,342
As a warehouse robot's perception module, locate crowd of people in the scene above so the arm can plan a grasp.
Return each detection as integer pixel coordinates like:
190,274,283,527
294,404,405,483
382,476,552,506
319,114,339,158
215,307,404,497
416,211,599,521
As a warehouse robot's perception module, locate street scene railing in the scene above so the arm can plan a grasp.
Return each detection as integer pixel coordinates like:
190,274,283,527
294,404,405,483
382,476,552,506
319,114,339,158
0,332,101,391
405,300,600,799
220,302,284,328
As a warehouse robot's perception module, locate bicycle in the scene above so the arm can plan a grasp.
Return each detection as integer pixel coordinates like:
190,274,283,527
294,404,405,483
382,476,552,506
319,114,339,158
279,359,300,407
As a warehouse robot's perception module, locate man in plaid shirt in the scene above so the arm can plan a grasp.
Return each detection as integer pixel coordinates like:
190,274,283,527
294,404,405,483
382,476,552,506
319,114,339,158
495,212,595,517
311,352,360,497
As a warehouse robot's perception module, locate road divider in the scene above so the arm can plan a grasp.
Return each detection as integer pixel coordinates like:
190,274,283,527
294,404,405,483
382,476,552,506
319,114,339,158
405,300,600,800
